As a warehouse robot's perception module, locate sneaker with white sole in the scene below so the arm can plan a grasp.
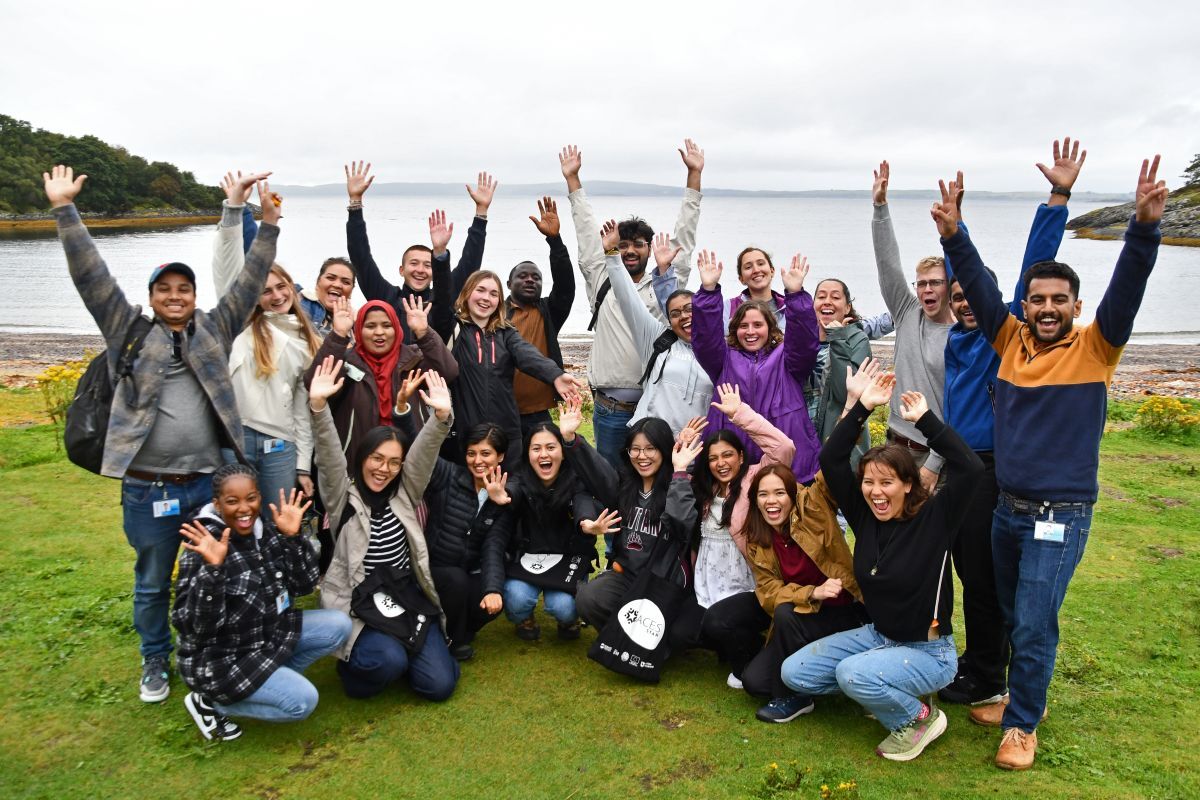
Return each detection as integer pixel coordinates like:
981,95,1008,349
755,695,815,723
184,692,243,741
726,672,744,690
876,707,947,761
139,656,170,703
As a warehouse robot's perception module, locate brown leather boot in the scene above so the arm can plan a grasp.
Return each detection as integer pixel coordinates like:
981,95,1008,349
969,696,1048,727
995,727,1037,770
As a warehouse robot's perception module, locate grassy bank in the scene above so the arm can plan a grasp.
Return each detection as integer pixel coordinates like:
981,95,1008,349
0,213,220,234
0,388,1197,799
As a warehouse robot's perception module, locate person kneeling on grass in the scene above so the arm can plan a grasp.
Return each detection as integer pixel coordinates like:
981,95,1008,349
310,358,461,701
780,364,983,761
172,466,352,741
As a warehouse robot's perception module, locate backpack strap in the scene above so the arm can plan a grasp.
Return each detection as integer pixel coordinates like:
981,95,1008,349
586,278,612,332
116,316,155,407
637,330,679,386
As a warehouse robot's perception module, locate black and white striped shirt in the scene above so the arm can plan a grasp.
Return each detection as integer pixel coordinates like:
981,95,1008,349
363,506,411,577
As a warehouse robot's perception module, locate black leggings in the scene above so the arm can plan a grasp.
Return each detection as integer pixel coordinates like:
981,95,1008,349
430,565,500,647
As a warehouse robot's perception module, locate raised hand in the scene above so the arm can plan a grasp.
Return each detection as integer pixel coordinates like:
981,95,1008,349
652,231,682,273
679,138,705,187
308,356,346,410
559,144,582,190
467,171,498,215
257,179,282,226
812,577,843,601
419,370,452,421
1135,155,1168,224
697,249,723,290
269,488,313,537
483,465,511,505
899,390,929,422
783,253,810,293
557,395,583,442
1036,137,1087,192
859,371,895,412
600,219,619,252
42,164,87,207
529,196,560,237
428,209,453,256
180,520,229,567
710,382,743,419
580,508,622,537
345,160,375,201
395,368,426,413
930,176,963,239
844,357,883,409
554,373,582,402
671,439,704,472
678,416,709,448
331,295,354,338
872,160,890,205
221,170,268,205
402,294,430,339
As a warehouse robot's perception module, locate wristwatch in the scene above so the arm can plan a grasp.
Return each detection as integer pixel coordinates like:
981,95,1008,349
1050,185,1071,199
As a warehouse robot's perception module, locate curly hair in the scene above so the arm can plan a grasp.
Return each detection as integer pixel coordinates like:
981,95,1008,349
726,299,784,351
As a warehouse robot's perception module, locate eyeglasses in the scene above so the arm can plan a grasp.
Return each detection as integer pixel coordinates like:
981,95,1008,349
668,304,693,320
627,446,659,457
617,240,649,251
913,279,946,290
366,453,404,472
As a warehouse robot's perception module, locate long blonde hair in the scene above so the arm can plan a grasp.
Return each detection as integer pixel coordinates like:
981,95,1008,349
251,263,322,378
454,270,512,333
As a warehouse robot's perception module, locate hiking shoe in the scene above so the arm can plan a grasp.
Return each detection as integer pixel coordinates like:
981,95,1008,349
876,706,947,761
726,672,744,690
450,643,475,661
995,726,1037,770
139,656,170,703
515,618,541,641
556,620,581,640
755,695,815,723
938,672,1006,706
184,692,242,741
969,696,1047,728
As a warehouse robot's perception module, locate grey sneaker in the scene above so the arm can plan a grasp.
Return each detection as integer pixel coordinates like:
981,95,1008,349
876,706,947,761
139,656,170,703
184,692,243,741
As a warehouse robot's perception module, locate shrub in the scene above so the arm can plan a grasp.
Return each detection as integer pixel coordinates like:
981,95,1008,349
1134,396,1200,439
35,356,89,449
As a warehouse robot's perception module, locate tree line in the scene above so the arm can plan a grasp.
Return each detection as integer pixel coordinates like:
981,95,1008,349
0,115,222,215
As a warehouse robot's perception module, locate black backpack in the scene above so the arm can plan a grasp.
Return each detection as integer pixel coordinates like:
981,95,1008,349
637,329,679,386
64,317,154,474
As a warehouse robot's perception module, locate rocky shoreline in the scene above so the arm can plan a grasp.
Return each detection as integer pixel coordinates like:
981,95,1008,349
3,332,1197,399
0,208,222,233
1068,189,1200,246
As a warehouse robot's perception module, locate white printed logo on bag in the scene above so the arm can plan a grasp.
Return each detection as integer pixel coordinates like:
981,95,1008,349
521,553,563,573
617,599,666,650
373,591,405,618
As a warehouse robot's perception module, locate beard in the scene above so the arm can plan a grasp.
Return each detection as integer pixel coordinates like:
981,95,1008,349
1028,312,1074,344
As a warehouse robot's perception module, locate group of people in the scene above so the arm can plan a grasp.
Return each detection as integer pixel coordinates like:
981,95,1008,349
45,134,1167,769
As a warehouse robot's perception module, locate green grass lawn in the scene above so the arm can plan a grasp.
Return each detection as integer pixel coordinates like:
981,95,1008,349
0,388,1197,799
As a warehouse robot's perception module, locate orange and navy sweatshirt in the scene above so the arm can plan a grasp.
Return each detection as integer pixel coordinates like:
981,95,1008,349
940,217,1161,503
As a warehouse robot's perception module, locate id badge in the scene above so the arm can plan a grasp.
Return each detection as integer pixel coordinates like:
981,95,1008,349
276,590,291,615
344,363,365,382
152,498,181,518
263,438,286,454
1034,520,1065,543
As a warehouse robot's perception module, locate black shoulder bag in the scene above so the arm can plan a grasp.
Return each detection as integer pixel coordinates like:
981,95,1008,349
351,564,441,653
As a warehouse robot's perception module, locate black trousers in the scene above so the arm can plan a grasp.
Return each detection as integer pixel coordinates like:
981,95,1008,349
431,565,500,647
741,601,870,699
951,452,1009,691
700,591,770,675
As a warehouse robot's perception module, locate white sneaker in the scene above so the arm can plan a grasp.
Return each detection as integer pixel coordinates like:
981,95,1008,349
726,672,744,690
184,692,243,741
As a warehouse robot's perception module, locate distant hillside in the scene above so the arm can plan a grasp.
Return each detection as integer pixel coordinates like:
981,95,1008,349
274,179,1134,202
0,115,222,215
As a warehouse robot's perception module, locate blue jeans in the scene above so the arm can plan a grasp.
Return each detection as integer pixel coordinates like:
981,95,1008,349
992,498,1091,732
220,426,297,511
121,473,213,659
781,623,958,731
592,398,634,557
502,578,579,625
213,609,352,721
338,624,460,701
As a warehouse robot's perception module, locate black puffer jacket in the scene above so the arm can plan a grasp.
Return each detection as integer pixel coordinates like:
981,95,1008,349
422,458,509,594
497,472,600,566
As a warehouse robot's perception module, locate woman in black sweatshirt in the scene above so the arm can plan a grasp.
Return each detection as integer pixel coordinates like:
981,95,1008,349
780,360,983,763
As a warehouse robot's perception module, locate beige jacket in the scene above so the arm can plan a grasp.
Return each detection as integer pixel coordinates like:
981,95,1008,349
313,405,450,660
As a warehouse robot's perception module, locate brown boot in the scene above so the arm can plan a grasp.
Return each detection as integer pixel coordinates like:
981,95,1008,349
995,727,1037,770
969,696,1048,727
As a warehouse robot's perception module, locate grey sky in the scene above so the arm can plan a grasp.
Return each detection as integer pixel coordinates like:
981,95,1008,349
3,0,1197,193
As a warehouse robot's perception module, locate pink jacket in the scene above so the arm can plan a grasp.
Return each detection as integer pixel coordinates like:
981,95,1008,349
724,403,796,557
